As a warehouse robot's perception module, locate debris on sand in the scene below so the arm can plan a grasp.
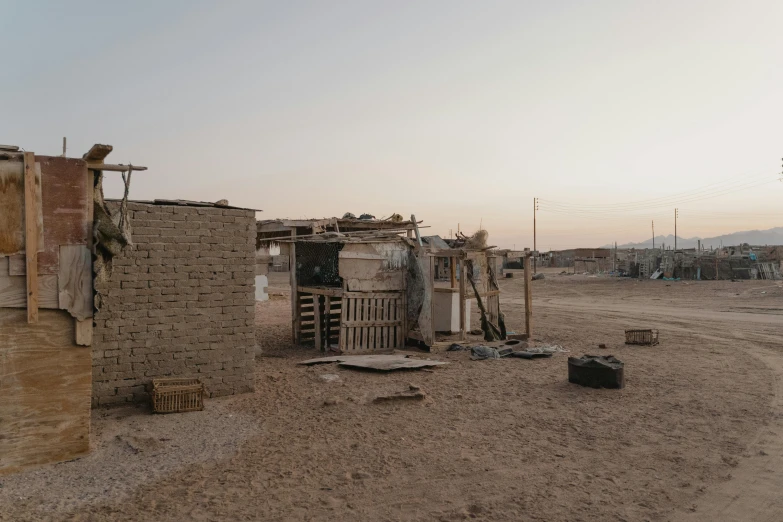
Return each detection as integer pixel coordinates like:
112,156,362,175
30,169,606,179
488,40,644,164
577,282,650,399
373,385,427,403
470,346,500,360
532,273,545,281
568,355,625,389
509,351,552,360
300,354,447,371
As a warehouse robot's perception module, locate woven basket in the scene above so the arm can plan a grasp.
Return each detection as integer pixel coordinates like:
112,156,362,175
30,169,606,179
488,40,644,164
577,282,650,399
624,329,659,346
152,378,205,413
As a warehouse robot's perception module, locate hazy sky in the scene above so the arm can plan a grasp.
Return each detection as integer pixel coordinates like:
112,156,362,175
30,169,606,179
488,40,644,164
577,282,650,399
3,0,782,249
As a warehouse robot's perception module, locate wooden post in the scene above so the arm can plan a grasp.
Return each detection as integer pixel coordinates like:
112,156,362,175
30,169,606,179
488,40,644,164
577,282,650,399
459,257,466,341
411,214,423,246
290,239,299,344
313,295,322,351
450,258,457,288
324,295,331,350
524,253,532,338
76,153,95,345
23,152,38,324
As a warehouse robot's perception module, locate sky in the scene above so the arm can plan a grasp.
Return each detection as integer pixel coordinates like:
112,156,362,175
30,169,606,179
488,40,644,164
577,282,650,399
2,0,782,250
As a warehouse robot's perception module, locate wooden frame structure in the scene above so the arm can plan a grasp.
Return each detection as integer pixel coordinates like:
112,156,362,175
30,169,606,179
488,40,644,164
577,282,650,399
286,226,533,351
0,143,146,473
290,236,413,352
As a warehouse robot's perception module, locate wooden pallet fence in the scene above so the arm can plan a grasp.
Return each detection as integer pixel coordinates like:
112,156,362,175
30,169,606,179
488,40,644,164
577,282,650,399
339,291,405,352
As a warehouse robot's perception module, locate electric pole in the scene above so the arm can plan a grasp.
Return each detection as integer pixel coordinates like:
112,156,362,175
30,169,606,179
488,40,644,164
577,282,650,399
533,197,538,274
674,208,678,251
652,220,655,250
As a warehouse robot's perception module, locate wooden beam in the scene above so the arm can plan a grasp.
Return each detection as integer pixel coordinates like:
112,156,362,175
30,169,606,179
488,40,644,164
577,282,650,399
524,253,532,338
459,259,466,341
23,152,38,324
75,319,92,346
313,294,322,351
411,214,423,247
80,158,94,345
87,163,147,172
290,238,300,344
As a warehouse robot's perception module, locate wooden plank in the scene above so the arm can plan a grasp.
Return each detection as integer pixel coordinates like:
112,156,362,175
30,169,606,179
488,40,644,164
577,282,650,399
58,245,93,320
380,297,387,348
8,255,25,276
0,274,59,308
343,291,404,299
0,309,91,474
0,159,43,257
75,318,92,346
296,286,343,297
524,253,533,338
86,163,147,172
24,153,38,323
0,159,25,256
79,160,95,348
290,241,299,344
459,259,466,341
339,288,348,352
313,295,322,351
342,320,403,327
396,297,404,347
324,296,332,350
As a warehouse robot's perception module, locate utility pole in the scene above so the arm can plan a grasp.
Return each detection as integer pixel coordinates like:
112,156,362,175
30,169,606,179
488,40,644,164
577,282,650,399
62,137,66,157
674,208,678,251
613,241,617,273
533,197,538,274
652,220,655,250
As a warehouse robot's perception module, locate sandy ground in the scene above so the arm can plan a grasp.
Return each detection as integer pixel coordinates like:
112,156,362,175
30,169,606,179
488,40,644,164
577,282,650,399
2,270,783,521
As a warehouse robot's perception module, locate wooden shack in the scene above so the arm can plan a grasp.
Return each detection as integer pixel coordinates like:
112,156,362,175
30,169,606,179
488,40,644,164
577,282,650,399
288,228,515,351
0,146,93,474
0,143,146,474
290,234,423,351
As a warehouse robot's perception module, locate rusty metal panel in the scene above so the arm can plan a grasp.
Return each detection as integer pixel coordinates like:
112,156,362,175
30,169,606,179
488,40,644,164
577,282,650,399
36,156,90,275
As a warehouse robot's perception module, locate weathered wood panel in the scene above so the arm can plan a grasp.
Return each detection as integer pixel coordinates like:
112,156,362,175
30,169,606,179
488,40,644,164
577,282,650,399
339,292,405,352
0,159,43,256
0,309,91,474
58,245,93,320
0,274,59,308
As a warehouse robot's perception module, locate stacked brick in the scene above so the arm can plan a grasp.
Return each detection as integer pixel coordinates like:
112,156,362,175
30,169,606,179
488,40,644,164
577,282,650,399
92,202,256,406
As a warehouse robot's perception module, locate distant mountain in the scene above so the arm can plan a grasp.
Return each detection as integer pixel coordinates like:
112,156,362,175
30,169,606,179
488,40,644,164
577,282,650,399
604,227,783,250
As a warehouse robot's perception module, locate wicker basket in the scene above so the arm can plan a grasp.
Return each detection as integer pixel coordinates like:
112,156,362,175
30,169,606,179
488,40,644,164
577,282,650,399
624,329,659,346
152,378,205,413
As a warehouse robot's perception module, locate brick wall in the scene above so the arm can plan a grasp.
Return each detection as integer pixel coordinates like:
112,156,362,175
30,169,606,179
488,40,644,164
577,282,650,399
92,202,256,406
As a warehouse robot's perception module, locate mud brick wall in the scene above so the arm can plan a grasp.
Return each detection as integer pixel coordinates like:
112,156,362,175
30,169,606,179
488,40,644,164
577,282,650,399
92,203,256,406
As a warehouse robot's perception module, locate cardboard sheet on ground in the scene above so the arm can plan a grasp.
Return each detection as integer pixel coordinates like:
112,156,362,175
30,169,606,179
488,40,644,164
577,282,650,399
299,354,447,371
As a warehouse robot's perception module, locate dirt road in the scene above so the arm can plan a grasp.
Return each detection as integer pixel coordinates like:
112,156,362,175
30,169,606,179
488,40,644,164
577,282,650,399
1,272,781,521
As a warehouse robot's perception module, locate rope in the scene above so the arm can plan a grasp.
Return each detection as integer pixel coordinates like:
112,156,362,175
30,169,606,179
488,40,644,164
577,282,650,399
118,165,133,244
